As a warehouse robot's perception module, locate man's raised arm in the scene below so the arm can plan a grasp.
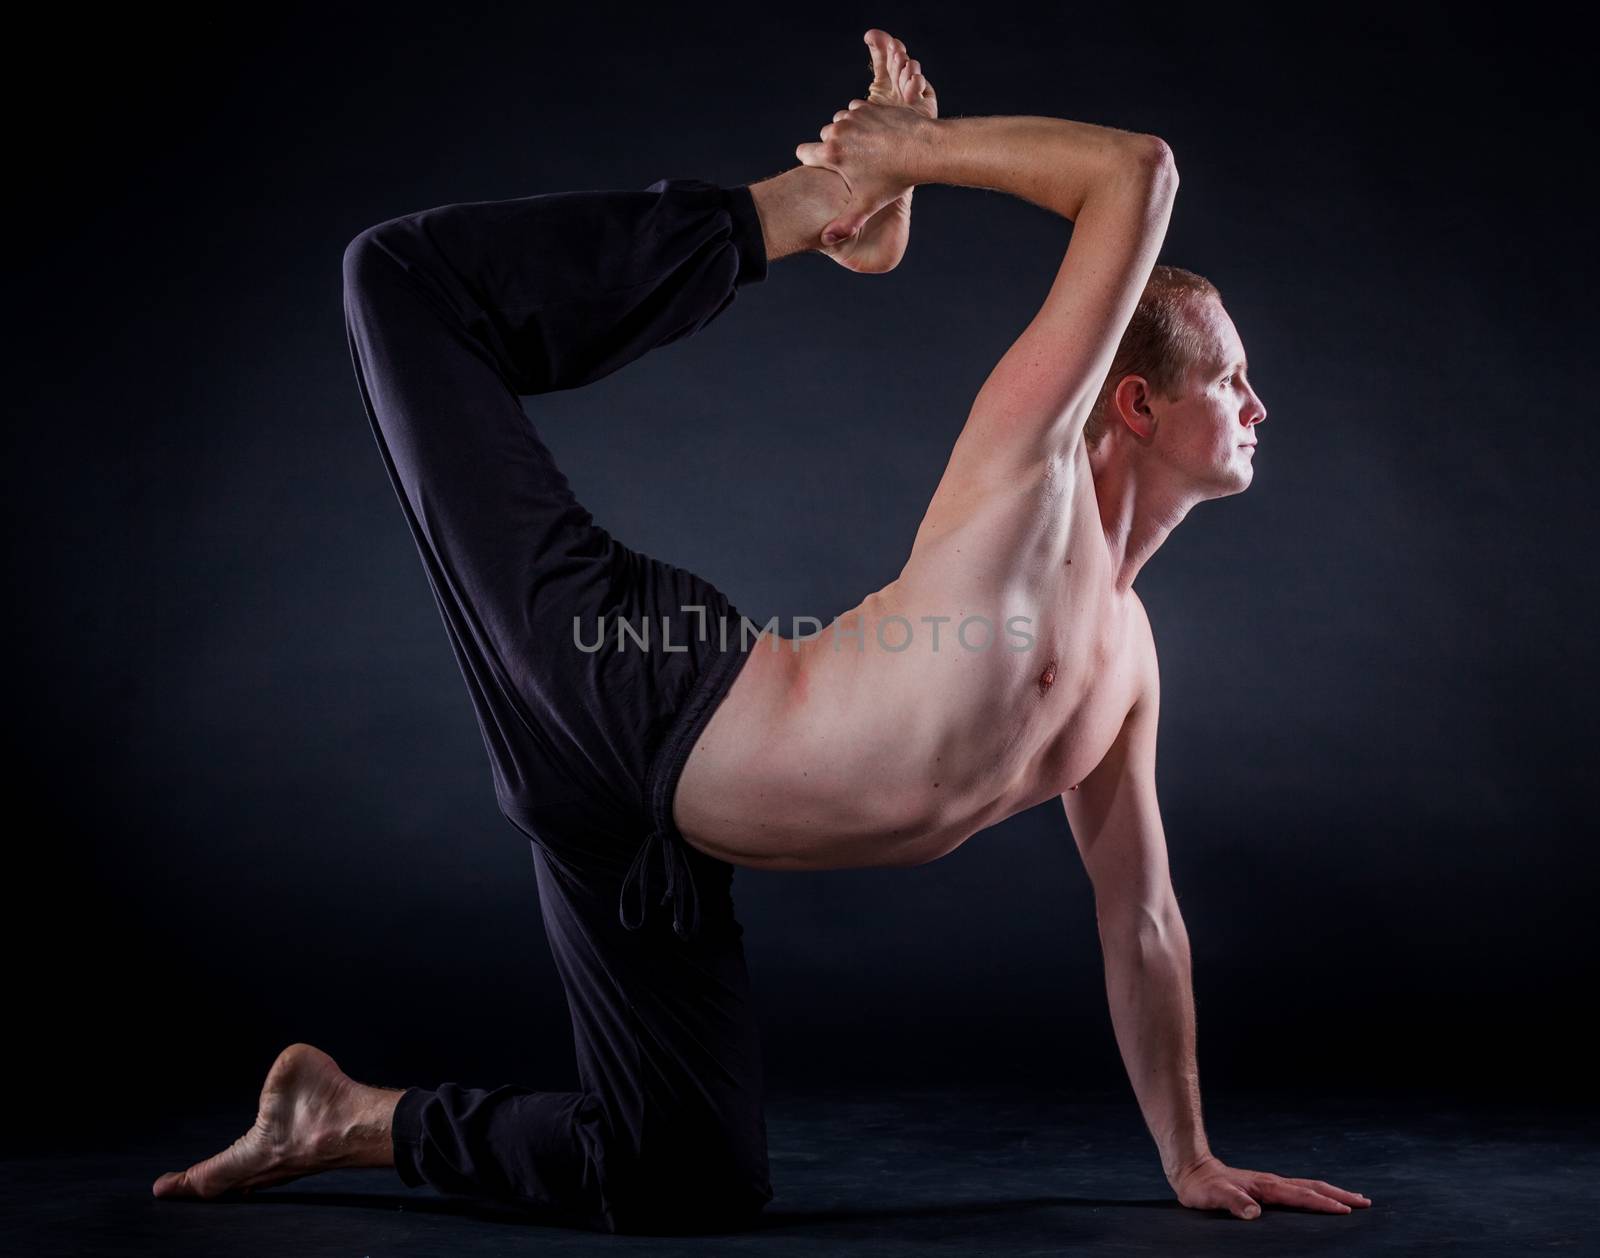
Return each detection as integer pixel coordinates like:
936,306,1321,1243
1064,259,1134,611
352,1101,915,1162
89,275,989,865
799,107,1176,476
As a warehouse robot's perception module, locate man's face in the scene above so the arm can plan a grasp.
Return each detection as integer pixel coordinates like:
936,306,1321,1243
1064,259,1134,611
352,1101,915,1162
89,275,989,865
1151,296,1267,497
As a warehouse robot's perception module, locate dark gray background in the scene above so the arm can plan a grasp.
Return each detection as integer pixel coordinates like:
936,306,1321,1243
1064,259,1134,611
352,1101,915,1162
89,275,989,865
10,2,1593,1146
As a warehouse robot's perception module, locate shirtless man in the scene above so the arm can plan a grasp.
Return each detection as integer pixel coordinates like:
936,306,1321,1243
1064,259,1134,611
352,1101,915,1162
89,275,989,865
154,29,1370,1233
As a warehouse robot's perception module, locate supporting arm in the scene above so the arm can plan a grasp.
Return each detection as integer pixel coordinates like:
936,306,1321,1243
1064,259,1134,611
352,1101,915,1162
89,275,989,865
1062,615,1210,1187
1066,603,1373,1220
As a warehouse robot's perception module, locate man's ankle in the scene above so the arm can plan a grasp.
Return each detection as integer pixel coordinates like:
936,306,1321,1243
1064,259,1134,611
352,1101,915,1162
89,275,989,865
332,1085,404,1169
749,166,850,262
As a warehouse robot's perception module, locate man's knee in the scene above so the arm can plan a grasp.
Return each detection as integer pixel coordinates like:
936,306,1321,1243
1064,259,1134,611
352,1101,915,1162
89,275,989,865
597,1114,772,1235
599,1168,771,1236
341,218,436,323
341,225,394,308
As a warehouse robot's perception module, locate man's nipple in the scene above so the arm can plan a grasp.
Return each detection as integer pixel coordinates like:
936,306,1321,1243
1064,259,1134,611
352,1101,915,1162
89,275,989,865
1037,658,1058,694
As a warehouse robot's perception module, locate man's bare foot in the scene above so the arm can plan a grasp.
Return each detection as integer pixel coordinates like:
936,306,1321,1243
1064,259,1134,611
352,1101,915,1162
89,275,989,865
863,27,937,116
815,28,939,273
151,1043,402,1200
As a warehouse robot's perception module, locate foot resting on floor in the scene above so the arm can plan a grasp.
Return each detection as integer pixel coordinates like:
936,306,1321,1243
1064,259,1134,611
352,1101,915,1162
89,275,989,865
151,1042,401,1200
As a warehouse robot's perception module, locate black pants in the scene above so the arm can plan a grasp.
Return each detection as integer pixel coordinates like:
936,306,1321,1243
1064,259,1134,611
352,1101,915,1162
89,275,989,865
341,177,772,1234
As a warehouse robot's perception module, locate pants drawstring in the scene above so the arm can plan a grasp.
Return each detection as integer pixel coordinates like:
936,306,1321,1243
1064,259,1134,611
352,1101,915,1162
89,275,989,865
619,828,702,941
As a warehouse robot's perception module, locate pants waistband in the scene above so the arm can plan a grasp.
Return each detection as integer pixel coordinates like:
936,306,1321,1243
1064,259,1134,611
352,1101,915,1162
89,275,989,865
620,619,752,941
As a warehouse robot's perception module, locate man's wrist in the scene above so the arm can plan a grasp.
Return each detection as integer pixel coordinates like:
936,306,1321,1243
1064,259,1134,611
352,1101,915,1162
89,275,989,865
905,114,955,186
1163,1143,1216,1187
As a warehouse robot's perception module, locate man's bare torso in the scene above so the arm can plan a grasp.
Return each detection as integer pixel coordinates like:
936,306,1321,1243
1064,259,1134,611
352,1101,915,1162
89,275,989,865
676,436,1152,871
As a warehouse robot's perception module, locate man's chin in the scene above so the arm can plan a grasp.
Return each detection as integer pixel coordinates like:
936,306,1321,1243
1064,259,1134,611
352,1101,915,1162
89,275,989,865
1194,466,1253,500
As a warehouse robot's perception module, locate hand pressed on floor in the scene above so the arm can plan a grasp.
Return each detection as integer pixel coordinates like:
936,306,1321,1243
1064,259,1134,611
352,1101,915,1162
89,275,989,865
1171,1153,1373,1220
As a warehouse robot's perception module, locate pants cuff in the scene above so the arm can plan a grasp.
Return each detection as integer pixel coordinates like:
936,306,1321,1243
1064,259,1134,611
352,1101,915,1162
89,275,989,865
727,184,770,288
391,1085,430,1188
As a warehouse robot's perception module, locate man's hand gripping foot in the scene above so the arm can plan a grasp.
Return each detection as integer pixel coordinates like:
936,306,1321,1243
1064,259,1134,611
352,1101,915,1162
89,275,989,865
808,28,938,274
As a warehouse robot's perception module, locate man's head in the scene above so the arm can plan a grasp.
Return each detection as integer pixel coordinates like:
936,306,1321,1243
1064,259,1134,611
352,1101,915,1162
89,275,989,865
1084,265,1266,498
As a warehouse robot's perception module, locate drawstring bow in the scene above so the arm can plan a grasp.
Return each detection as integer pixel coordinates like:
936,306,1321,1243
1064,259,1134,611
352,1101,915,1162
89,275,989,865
618,828,702,941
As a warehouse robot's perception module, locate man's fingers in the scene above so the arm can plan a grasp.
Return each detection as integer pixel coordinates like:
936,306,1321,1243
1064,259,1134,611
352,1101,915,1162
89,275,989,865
824,101,870,129
1285,1177,1372,1207
794,140,833,170
822,214,867,246
1185,1181,1260,1220
1224,1188,1262,1220
1261,1179,1352,1213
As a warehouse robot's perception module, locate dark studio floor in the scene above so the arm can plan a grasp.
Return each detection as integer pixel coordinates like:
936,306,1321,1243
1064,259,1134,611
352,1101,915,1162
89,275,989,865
6,1088,1594,1257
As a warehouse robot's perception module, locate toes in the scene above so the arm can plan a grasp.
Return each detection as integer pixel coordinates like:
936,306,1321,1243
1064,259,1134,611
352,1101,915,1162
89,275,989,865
155,1160,219,1200
153,1129,268,1201
865,29,892,88
152,1170,191,1199
152,1167,220,1200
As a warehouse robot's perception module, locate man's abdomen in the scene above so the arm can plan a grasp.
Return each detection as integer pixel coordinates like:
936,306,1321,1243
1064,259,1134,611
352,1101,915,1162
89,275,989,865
672,614,1062,871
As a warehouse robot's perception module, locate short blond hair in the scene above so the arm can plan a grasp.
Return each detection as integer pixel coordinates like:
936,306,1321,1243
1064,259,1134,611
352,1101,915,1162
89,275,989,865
1084,265,1221,446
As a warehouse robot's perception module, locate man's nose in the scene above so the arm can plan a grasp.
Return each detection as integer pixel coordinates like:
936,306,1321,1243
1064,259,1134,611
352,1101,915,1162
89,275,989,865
1244,388,1267,426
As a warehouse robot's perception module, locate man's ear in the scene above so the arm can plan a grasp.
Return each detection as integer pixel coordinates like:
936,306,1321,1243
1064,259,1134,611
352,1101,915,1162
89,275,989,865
1112,374,1158,442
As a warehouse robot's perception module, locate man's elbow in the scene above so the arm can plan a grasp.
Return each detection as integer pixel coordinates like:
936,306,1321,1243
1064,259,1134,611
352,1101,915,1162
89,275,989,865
1118,133,1179,203
1096,889,1185,954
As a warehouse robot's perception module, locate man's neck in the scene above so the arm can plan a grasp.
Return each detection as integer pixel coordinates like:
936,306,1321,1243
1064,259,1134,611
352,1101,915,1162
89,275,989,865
1089,446,1195,593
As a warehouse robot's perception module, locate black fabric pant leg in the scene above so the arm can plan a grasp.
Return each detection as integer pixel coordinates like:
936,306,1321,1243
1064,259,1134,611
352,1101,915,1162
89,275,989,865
341,177,769,823
340,178,772,1234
